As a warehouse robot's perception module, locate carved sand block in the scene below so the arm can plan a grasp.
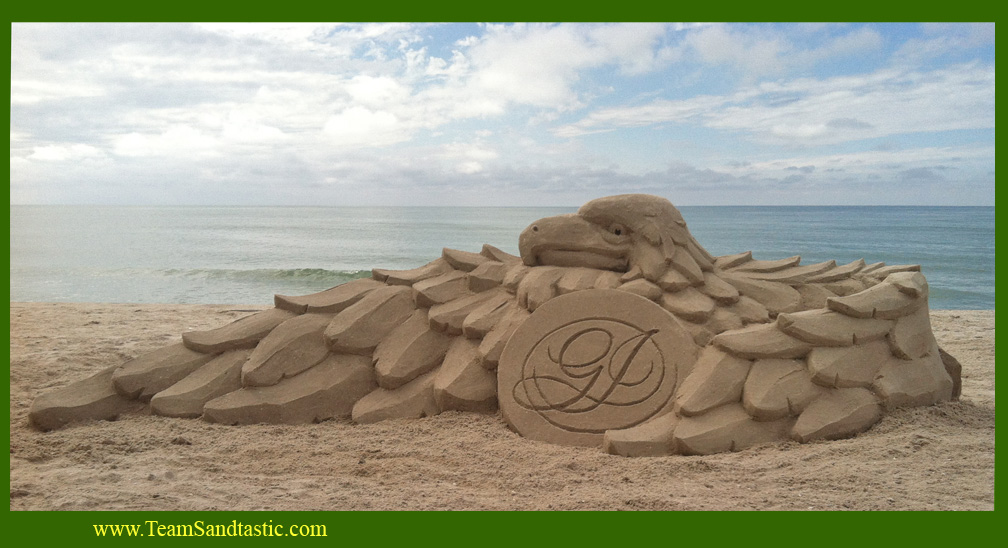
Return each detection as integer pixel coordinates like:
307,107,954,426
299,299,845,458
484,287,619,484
150,349,251,418
373,309,452,389
735,260,836,284
112,343,217,401
618,278,663,301
674,347,752,417
29,365,145,431
704,307,745,335
498,290,698,447
795,283,836,310
479,244,522,265
413,270,471,308
241,313,334,387
434,337,498,413
373,257,453,286
673,404,793,455
699,271,740,304
776,308,893,347
461,293,513,339
806,258,866,283
659,287,716,323
324,285,415,354
556,267,608,295
275,278,383,313
741,358,824,421
807,340,892,388
477,305,530,369
442,247,491,271
516,267,565,311
602,412,679,457
204,354,375,425
428,288,511,335
182,308,297,352
791,388,882,443
718,272,802,316
468,261,508,292
351,371,439,424
726,296,771,325
29,193,961,457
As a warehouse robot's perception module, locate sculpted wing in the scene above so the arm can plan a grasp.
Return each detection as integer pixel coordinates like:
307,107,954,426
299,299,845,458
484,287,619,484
28,245,530,430
603,259,959,456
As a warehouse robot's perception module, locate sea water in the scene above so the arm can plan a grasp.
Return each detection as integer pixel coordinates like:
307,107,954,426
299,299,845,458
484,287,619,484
9,205,994,309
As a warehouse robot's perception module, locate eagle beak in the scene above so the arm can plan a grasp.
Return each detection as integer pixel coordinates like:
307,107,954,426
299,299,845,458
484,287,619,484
518,214,628,271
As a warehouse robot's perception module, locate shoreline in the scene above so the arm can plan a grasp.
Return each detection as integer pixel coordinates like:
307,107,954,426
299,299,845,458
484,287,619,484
9,303,995,510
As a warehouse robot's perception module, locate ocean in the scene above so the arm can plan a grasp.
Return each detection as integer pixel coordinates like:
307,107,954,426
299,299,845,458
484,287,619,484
9,205,995,310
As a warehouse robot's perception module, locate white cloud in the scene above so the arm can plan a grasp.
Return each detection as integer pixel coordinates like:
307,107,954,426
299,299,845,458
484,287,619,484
11,79,106,105
709,64,994,144
112,125,218,157
676,24,886,80
894,23,995,65
462,23,678,111
795,27,884,64
8,23,996,206
28,143,104,162
685,24,789,77
456,162,484,174
322,107,409,147
441,141,500,174
719,145,994,178
554,63,994,145
553,94,728,137
585,23,670,75
196,22,420,58
220,111,286,144
345,75,411,108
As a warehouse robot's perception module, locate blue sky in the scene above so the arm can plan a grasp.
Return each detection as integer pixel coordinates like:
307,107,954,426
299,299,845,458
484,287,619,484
9,23,995,206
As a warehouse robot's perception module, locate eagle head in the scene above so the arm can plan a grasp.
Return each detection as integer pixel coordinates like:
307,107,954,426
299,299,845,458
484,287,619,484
518,194,714,283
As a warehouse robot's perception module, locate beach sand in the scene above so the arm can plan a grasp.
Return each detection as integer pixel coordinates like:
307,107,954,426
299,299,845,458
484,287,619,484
9,302,995,511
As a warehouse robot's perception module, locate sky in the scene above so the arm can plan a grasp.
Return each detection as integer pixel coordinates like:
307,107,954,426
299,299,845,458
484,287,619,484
9,22,996,206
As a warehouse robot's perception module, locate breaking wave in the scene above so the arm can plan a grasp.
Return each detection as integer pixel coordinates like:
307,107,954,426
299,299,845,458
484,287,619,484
157,268,371,284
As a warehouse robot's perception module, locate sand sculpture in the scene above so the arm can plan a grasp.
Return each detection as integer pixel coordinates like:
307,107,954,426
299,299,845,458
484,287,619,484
29,194,961,456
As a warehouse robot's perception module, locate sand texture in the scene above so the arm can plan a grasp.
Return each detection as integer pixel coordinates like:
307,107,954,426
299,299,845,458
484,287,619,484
9,303,994,511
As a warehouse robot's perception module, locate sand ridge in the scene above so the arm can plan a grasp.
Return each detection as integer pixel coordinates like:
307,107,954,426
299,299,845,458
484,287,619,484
9,303,994,510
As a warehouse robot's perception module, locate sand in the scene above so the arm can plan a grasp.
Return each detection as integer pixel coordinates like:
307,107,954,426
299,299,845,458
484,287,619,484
8,302,995,511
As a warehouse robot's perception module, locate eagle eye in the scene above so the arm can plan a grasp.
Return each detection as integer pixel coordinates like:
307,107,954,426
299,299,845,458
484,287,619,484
610,224,626,237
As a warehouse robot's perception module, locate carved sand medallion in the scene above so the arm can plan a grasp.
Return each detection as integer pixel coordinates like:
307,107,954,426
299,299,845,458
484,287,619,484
498,289,699,447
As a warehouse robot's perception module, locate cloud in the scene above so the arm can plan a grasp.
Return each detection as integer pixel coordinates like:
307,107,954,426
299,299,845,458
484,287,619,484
899,167,945,182
553,94,727,137
322,107,409,148
112,125,218,157
220,112,286,144
345,75,411,108
894,23,995,65
8,23,996,206
684,25,790,77
457,23,679,111
441,142,500,174
28,143,104,162
826,118,873,130
10,79,106,105
733,144,989,168
676,24,884,80
554,62,994,145
794,26,884,65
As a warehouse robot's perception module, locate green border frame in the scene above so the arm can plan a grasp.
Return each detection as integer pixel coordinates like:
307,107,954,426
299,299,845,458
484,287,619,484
6,5,999,545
